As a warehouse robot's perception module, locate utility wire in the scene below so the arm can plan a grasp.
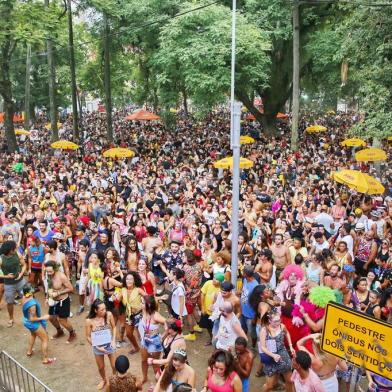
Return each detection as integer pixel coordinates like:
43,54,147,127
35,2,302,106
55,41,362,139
8,0,220,65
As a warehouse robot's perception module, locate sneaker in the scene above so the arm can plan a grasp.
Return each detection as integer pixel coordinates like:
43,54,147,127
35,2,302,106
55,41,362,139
183,333,196,341
77,306,84,315
193,325,203,333
69,312,74,318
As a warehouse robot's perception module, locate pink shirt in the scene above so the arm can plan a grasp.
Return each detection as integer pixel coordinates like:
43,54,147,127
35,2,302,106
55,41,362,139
291,369,326,392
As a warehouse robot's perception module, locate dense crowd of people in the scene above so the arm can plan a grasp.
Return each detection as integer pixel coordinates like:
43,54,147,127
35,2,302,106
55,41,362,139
0,107,392,392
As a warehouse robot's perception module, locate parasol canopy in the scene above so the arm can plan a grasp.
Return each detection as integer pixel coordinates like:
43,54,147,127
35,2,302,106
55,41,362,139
103,147,135,159
125,109,160,121
333,169,384,194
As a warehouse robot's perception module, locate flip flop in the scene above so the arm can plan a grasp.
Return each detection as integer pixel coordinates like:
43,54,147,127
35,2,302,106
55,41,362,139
97,380,106,390
42,358,56,365
7,320,14,328
26,350,34,357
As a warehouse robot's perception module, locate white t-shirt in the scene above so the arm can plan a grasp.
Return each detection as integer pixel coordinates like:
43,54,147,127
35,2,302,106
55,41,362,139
170,283,188,317
216,314,240,351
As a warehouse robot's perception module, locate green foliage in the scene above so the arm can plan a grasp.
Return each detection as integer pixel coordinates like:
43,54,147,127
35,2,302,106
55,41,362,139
152,2,270,112
338,4,392,139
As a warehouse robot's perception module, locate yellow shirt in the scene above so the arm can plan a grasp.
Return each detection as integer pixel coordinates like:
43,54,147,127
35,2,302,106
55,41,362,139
201,280,220,315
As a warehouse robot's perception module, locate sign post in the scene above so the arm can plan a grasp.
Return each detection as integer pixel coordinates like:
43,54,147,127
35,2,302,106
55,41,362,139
321,302,392,381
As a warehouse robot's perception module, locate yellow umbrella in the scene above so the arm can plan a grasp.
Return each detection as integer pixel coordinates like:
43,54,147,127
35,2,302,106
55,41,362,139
306,125,327,133
51,140,79,150
103,147,135,159
240,136,255,144
333,170,385,194
14,129,31,136
355,148,387,162
341,138,366,147
214,156,254,170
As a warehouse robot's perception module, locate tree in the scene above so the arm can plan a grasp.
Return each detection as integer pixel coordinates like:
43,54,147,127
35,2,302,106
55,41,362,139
337,4,392,140
0,0,60,151
152,2,270,114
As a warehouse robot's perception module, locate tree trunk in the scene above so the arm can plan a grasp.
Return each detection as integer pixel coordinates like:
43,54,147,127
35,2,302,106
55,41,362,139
182,87,188,117
291,0,300,151
4,98,16,152
0,39,17,152
45,0,59,141
103,12,113,143
261,113,278,137
67,0,79,140
24,44,31,130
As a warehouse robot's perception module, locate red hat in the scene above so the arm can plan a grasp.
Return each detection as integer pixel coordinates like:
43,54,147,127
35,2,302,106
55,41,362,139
193,249,202,258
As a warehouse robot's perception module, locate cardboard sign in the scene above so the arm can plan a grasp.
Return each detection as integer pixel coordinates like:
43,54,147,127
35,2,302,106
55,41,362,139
321,302,392,380
91,328,112,347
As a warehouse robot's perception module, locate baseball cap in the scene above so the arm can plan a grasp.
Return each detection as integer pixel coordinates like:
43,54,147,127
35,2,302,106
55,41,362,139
213,272,225,282
371,210,381,218
221,281,234,292
76,225,86,232
354,208,362,216
355,222,365,231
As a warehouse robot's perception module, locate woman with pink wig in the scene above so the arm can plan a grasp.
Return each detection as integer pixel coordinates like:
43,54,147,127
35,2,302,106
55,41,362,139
275,265,305,349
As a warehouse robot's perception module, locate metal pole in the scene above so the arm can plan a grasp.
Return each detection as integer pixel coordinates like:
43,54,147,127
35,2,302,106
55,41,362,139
291,0,300,151
24,44,31,130
231,102,241,286
229,0,236,150
67,0,79,140
103,12,113,142
229,0,241,287
349,366,359,392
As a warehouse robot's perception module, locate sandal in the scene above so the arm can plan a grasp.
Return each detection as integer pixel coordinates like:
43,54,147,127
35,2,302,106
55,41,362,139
129,348,139,355
26,350,34,357
42,358,56,365
97,380,106,390
255,370,265,378
7,320,14,328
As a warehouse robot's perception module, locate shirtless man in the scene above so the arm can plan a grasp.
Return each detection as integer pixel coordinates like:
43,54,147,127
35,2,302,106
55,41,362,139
270,234,290,280
255,250,273,286
45,260,76,342
234,337,254,392
297,333,347,392
323,264,350,304
141,226,162,258
44,240,69,279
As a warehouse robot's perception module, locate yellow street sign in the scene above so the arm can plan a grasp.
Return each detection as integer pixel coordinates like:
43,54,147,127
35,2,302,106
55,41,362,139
321,302,392,379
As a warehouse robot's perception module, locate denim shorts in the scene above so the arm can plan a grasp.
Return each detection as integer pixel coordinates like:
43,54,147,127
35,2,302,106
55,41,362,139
141,333,163,353
93,343,115,356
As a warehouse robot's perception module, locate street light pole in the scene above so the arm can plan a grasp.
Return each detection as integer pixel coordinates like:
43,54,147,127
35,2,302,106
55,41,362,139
229,0,241,287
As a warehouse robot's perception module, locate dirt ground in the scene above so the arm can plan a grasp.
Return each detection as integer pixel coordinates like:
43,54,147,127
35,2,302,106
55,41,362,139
0,292,266,392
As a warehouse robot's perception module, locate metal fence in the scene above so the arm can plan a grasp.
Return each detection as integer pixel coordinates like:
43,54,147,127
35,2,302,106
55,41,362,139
0,351,53,392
